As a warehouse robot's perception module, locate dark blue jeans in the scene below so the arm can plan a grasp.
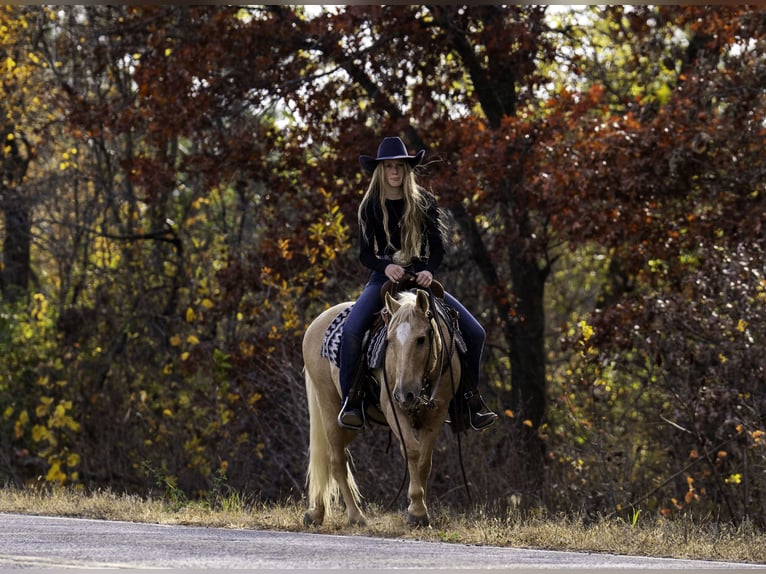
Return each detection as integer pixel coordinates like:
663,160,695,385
338,271,486,398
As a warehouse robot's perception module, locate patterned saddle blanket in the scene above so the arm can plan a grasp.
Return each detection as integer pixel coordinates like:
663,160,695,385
320,305,388,369
319,298,466,369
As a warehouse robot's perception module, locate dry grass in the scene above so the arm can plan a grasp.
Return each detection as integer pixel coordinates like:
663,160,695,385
1,487,764,565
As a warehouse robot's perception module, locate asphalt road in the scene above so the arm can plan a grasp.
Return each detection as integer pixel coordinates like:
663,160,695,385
0,513,763,571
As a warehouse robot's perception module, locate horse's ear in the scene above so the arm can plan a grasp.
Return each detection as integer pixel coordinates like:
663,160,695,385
415,289,430,314
385,291,400,317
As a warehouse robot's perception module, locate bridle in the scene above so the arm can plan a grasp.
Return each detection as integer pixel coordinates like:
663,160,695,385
381,287,457,420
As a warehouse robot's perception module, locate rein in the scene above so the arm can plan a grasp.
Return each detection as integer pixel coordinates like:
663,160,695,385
423,297,457,406
380,361,407,513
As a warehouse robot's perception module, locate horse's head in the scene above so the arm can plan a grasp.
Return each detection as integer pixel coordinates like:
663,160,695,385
382,289,440,412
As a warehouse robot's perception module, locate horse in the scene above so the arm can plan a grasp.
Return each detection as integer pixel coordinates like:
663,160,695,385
302,288,460,527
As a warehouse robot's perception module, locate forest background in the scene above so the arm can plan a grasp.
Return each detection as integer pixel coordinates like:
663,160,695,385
1,5,764,527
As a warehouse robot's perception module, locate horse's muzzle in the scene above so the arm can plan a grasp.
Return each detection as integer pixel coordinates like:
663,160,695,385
394,385,431,412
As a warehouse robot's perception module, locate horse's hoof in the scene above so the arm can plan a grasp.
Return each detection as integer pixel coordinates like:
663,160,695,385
407,512,430,528
303,512,322,527
348,515,367,526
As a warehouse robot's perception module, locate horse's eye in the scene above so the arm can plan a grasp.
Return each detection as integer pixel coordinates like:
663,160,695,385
416,336,426,346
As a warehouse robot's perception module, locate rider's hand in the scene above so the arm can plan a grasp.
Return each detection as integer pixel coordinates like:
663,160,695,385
385,264,406,282
415,270,433,288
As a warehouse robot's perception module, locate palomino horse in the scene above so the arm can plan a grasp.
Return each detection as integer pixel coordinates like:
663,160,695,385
302,288,460,527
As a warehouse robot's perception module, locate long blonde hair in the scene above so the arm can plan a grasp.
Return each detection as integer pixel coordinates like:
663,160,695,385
358,162,434,264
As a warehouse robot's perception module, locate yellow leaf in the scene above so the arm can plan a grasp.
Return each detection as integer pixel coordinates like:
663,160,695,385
201,298,214,309
170,335,181,347
45,462,66,484
248,392,262,406
65,415,80,432
578,320,594,342
523,419,534,428
32,425,49,442
186,307,196,322
187,334,200,345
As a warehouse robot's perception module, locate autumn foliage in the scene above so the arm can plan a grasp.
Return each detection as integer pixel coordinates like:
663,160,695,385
1,5,764,526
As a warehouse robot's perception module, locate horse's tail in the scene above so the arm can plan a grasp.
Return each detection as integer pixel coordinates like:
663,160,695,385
305,367,337,514
304,366,362,519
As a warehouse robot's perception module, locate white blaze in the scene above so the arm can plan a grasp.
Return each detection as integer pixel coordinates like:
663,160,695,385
395,323,411,346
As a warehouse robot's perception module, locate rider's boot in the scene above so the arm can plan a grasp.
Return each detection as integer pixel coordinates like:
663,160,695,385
447,374,497,432
338,394,364,430
338,339,367,430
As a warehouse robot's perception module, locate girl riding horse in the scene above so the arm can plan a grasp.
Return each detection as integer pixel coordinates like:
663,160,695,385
338,136,496,432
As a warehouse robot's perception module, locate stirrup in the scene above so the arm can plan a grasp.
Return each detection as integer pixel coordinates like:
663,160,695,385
338,396,365,430
466,391,497,431
469,409,497,431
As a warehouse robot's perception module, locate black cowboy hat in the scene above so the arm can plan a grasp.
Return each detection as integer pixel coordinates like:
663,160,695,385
359,137,426,173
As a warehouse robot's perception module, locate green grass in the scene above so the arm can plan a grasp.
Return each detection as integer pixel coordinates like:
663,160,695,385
0,486,764,565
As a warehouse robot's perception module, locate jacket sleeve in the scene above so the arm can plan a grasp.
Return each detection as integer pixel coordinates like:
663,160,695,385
358,204,390,273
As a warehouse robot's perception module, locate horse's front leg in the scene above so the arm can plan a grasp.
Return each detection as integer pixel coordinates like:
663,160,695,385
383,392,433,526
403,430,438,527
404,448,428,526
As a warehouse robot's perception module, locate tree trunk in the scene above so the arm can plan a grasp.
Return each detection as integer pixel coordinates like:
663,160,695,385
1,200,31,303
1,121,32,303
507,250,549,491
508,250,548,428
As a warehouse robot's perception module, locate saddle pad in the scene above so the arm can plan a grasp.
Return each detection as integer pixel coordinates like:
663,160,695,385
320,299,466,368
366,323,387,369
320,305,352,367
319,305,388,369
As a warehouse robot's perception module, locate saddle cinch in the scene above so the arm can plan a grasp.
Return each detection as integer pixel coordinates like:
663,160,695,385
320,276,468,429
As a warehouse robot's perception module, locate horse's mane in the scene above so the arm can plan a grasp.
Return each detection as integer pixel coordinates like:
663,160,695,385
395,291,417,305
390,291,420,322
